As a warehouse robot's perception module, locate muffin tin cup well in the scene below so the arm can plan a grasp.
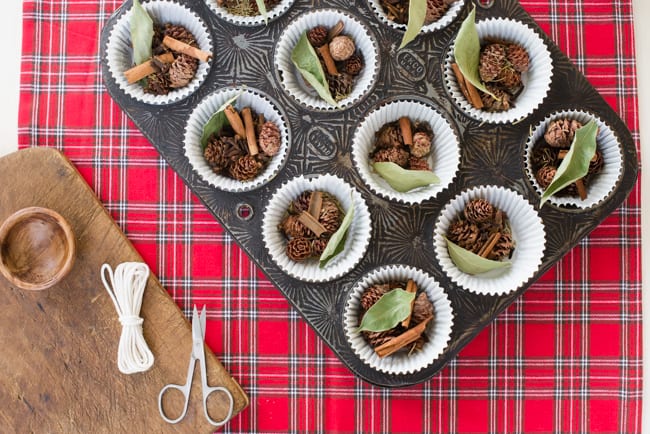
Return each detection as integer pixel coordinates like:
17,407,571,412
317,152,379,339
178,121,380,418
106,0,213,105
524,109,624,209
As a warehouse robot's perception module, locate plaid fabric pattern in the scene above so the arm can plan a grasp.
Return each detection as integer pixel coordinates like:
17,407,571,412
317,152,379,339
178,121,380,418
18,0,641,432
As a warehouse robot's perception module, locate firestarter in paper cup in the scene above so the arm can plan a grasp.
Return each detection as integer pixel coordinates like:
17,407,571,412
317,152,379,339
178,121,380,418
443,17,553,124
203,0,295,26
274,9,379,111
433,185,546,295
524,109,623,209
344,265,453,375
351,99,461,204
262,175,372,282
184,87,290,192
106,0,213,105
367,0,465,35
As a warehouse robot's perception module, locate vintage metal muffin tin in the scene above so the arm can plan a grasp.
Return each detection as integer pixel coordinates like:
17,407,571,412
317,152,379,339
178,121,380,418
101,0,638,387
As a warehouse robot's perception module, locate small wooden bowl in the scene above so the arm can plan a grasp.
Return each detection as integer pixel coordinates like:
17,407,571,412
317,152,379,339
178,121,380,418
0,207,76,291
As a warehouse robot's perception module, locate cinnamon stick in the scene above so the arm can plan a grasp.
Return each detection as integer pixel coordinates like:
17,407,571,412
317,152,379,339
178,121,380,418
557,149,598,162
451,63,484,109
327,20,345,41
123,53,174,84
375,316,433,358
298,211,328,237
318,44,339,75
308,191,323,219
241,107,259,156
575,179,588,200
224,105,246,138
398,117,413,146
162,35,212,62
401,279,417,329
478,231,501,258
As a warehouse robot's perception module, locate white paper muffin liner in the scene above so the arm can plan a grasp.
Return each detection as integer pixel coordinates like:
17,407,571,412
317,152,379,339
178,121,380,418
351,99,461,204
262,175,372,282
274,9,379,111
443,18,553,124
368,0,465,34
203,0,295,26
184,87,290,192
434,185,546,295
524,110,623,209
106,0,213,105
344,265,453,375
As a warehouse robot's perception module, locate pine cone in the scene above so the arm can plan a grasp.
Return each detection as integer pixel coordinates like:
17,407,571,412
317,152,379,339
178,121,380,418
168,54,198,88
327,73,354,101
143,72,171,95
481,85,511,112
464,199,494,224
203,137,230,173
329,36,356,61
496,66,522,91
286,237,312,261
289,191,312,214
372,147,410,167
479,44,507,82
311,238,329,256
363,329,399,349
374,124,403,149
544,118,582,148
588,150,604,175
408,157,430,171
425,0,447,24
506,43,530,73
531,146,557,168
164,24,197,46
259,121,281,157
307,26,329,48
344,54,364,76
447,220,480,250
319,199,342,233
280,214,309,238
488,232,514,261
360,283,390,311
228,155,262,181
411,292,434,325
410,132,432,158
536,165,557,189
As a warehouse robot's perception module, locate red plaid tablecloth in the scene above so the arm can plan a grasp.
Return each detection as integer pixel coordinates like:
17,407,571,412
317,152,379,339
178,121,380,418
18,0,641,432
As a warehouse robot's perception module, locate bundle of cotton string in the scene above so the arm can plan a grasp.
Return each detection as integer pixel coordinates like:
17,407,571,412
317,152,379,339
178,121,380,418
101,262,155,374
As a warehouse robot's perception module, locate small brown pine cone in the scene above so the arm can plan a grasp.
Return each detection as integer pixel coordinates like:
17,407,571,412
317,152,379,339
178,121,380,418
319,199,342,233
544,118,582,148
496,66,522,91
259,121,282,156
327,72,354,101
536,165,557,189
280,214,309,238
506,43,530,73
289,191,312,214
410,132,432,158
411,292,434,325
164,24,197,46
307,26,329,48
311,238,329,256
479,44,507,82
143,72,171,95
374,124,403,149
286,237,312,261
481,85,511,112
447,220,480,250
343,54,364,76
363,329,399,349
588,150,604,175
228,155,262,181
360,283,390,311
168,54,198,88
203,137,229,173
425,0,447,24
488,232,514,261
408,157,430,171
464,199,494,224
372,147,410,167
329,36,356,61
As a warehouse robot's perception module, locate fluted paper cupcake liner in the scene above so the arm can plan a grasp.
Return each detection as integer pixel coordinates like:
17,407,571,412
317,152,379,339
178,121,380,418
351,99,461,204
184,87,290,192
262,175,372,282
106,0,213,105
368,0,465,34
274,9,379,111
444,18,552,124
203,0,295,26
344,265,454,375
524,110,623,209
434,185,546,295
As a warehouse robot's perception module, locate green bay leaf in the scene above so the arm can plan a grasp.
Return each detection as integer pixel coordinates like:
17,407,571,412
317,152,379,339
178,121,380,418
200,91,243,149
291,32,338,107
255,0,268,24
319,194,354,268
540,120,599,207
445,236,511,275
373,161,440,192
357,288,416,333
130,0,154,66
453,6,497,99
399,0,427,49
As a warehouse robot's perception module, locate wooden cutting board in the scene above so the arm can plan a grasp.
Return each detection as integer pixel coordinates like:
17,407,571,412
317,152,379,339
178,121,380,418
0,148,248,433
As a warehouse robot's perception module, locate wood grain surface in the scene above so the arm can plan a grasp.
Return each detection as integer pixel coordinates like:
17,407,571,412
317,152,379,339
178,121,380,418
0,148,248,433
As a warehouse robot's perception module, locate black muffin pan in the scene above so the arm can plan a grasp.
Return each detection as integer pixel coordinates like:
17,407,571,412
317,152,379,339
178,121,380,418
100,0,638,387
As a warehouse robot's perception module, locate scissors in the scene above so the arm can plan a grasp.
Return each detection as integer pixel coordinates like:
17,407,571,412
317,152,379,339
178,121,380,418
158,305,234,426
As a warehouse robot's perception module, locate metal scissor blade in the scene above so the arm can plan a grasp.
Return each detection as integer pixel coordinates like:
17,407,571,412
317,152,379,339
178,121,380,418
191,305,203,343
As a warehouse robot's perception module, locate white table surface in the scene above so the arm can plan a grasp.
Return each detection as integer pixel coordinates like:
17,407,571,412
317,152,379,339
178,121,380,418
1,1,648,428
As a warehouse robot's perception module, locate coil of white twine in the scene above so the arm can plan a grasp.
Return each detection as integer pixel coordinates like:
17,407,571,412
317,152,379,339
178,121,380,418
101,262,155,374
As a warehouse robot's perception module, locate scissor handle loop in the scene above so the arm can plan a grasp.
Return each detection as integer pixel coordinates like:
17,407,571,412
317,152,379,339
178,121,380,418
202,385,234,427
158,382,191,424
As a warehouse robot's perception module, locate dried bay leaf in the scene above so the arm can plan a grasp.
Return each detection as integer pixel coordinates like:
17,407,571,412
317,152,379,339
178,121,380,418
357,288,416,333
540,120,598,207
200,91,243,148
319,193,354,268
373,161,440,192
453,6,497,99
130,0,154,66
255,0,268,24
445,236,511,275
291,32,338,107
399,0,427,49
